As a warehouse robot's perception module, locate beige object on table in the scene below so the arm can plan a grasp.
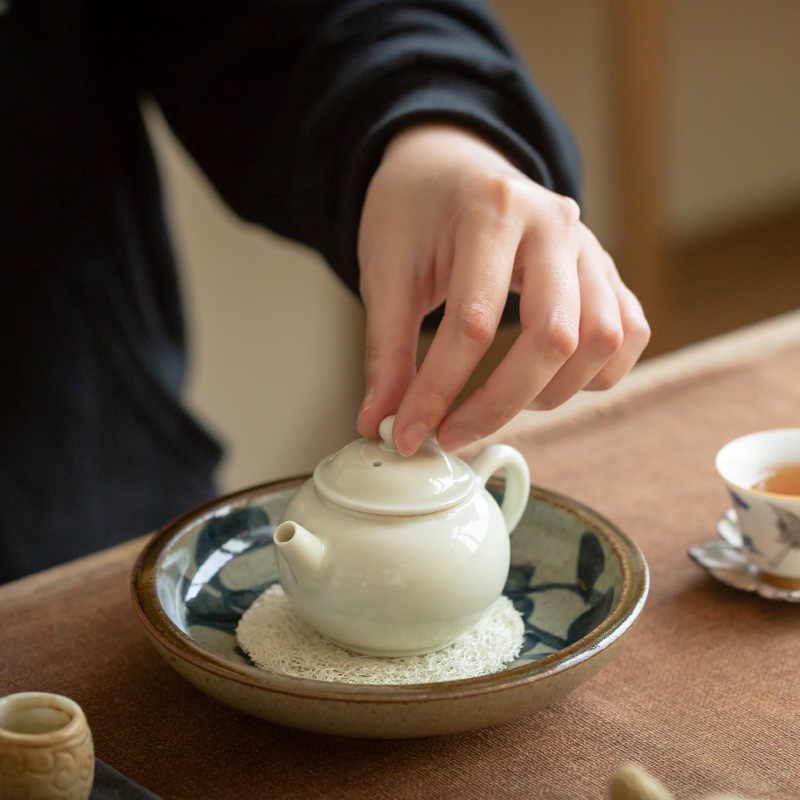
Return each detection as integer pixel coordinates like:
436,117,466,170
0,692,94,800
610,763,760,800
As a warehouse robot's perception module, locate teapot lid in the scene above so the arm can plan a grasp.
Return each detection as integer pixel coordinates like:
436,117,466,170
313,416,475,515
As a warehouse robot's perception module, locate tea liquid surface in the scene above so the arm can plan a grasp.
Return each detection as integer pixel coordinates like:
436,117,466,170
751,463,800,496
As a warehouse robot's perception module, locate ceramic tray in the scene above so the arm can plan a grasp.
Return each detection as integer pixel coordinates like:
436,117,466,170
132,476,648,738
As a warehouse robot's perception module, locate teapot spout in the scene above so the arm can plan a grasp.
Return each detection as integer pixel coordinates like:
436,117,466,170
274,521,326,587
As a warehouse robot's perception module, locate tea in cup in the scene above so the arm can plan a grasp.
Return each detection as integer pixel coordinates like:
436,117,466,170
716,428,800,589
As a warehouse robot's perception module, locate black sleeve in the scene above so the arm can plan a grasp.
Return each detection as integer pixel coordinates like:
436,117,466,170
138,0,582,295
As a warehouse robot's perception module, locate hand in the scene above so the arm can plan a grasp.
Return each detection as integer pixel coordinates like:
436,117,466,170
355,124,650,455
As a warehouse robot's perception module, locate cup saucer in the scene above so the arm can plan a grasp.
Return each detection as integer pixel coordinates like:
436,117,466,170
688,509,800,602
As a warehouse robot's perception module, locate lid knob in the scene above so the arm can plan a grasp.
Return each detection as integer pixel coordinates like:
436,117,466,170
378,415,398,453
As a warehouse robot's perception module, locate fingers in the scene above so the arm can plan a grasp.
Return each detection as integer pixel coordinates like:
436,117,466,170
435,205,583,451
528,235,624,410
584,274,651,391
392,187,523,455
437,225,650,449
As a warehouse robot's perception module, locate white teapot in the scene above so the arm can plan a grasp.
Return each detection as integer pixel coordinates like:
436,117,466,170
273,416,530,657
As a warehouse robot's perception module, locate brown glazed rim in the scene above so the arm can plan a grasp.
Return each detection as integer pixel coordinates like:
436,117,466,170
131,476,649,705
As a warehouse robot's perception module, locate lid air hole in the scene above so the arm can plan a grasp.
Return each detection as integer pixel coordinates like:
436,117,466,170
373,460,383,467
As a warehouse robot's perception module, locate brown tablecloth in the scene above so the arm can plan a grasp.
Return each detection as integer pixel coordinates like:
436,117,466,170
3,319,800,800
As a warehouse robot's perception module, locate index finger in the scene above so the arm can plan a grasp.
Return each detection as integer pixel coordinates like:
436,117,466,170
392,204,521,456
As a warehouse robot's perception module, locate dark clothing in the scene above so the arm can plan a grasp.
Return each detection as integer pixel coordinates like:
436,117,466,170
0,0,581,582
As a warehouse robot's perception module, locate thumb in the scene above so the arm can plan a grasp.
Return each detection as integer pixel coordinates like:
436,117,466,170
356,267,423,440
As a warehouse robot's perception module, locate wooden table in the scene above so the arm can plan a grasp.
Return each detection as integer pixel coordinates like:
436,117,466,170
3,311,800,800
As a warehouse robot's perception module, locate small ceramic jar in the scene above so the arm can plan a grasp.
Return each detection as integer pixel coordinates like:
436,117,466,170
0,692,94,800
274,416,530,656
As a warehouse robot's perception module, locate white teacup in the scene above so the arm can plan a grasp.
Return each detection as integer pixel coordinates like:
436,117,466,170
716,428,800,589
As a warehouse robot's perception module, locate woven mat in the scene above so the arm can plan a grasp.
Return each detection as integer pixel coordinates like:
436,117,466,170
3,341,800,800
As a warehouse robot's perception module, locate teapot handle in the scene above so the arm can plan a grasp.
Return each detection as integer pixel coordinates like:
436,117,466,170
468,445,530,534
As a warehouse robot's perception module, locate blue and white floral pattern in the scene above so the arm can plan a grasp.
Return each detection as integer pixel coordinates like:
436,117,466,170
689,508,800,602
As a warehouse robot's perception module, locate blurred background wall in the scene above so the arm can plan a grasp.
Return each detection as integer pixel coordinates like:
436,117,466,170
147,0,800,493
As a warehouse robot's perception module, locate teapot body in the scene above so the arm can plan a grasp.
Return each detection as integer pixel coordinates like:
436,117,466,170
276,479,511,657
